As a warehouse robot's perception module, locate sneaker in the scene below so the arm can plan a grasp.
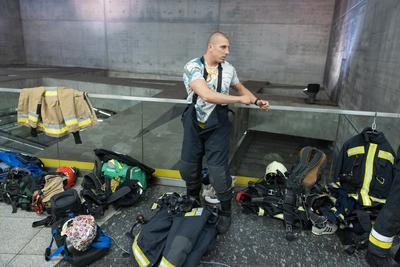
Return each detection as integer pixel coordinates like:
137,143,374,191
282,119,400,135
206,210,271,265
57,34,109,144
201,177,236,205
311,222,338,235
202,184,220,204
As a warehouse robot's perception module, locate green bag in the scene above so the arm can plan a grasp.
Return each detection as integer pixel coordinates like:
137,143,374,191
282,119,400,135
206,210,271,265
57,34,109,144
101,159,147,189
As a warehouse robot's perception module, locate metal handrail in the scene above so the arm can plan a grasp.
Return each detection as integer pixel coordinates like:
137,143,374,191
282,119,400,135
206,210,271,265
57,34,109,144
1,87,399,118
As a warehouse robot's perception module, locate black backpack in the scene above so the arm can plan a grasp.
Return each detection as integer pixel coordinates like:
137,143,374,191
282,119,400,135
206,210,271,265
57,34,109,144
81,173,141,218
32,189,84,227
80,149,154,218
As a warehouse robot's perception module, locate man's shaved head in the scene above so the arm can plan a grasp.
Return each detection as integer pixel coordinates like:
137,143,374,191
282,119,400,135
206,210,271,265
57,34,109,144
205,31,230,65
208,31,229,45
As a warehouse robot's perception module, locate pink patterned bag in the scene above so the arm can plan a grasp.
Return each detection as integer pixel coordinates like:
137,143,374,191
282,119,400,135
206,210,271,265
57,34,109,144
62,215,97,252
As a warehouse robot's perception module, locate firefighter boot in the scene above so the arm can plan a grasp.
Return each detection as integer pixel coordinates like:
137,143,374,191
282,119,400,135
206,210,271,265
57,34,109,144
217,200,232,234
366,251,398,267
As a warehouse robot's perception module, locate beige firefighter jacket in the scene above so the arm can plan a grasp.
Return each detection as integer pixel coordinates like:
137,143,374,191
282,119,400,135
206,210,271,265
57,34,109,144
17,86,97,138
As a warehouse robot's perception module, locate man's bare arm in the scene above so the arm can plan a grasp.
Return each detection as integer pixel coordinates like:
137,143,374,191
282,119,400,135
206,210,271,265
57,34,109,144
189,79,252,105
232,82,269,110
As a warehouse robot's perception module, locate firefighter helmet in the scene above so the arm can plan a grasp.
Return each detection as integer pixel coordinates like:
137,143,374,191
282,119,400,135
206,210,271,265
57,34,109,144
56,166,77,189
265,161,287,177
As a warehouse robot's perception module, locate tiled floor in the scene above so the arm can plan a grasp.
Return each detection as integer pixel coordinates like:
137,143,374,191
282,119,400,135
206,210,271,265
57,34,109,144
0,203,58,267
0,184,364,267
1,182,370,267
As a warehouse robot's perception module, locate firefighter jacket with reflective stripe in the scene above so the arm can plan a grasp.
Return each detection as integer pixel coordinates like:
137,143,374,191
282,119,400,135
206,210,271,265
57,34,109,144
17,87,97,138
368,146,400,257
132,206,217,267
333,127,395,206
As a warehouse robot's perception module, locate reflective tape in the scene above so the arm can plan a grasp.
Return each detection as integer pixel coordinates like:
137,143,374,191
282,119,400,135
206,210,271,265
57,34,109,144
132,235,150,267
347,146,365,156
378,150,394,164
159,256,175,267
369,229,394,249
360,143,377,206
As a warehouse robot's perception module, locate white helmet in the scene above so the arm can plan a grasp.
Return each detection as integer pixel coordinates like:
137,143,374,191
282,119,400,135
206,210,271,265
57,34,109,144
265,161,287,177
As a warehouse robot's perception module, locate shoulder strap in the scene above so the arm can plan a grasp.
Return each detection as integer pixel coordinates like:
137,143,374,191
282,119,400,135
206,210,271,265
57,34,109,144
192,57,222,105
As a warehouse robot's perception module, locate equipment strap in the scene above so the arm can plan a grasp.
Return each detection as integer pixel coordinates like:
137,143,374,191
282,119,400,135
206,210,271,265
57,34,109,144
192,56,222,105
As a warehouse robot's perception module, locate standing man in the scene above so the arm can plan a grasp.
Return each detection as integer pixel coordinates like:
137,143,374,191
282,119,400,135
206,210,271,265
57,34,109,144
179,32,269,234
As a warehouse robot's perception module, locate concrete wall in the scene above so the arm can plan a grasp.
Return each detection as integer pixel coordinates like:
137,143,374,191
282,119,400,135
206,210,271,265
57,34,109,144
324,0,400,114
0,0,25,65
324,0,400,150
19,0,335,85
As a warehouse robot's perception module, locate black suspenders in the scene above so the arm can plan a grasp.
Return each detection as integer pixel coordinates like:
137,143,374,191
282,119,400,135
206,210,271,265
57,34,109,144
191,57,223,105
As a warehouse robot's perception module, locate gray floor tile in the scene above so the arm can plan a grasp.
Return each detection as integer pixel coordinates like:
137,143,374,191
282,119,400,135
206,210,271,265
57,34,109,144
20,228,52,255
0,254,14,267
6,254,58,267
0,203,46,219
0,217,41,254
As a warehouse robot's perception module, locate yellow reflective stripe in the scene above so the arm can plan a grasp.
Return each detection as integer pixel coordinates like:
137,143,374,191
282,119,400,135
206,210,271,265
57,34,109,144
258,207,265,216
349,193,386,204
371,228,394,243
330,182,339,188
360,143,377,206
273,213,284,220
370,196,386,204
65,118,78,126
347,146,365,156
378,150,394,164
297,206,305,211
17,118,27,123
184,207,203,217
369,235,392,249
185,209,196,217
159,256,175,267
37,123,68,135
28,114,38,122
43,127,69,135
132,235,150,267
78,118,92,127
45,91,57,96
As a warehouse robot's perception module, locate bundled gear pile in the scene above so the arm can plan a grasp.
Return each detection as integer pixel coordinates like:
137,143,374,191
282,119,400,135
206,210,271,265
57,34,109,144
283,146,327,241
236,147,330,241
81,149,154,218
32,167,80,214
130,192,218,267
235,161,288,219
0,168,44,213
0,150,44,178
40,190,112,267
0,150,45,213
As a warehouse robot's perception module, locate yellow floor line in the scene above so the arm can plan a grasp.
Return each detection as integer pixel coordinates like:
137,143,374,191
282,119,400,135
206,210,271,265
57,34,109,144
40,158,259,185
39,158,95,170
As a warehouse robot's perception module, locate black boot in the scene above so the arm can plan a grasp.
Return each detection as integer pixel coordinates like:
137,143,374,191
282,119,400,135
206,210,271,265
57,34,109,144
394,247,400,263
186,180,201,203
217,200,232,234
366,251,397,267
